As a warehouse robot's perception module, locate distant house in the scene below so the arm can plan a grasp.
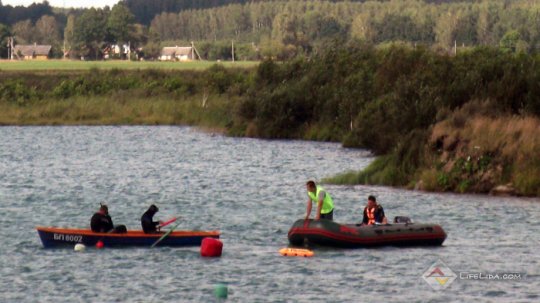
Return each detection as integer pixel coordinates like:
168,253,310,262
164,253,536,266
12,44,52,60
159,46,194,61
103,44,131,60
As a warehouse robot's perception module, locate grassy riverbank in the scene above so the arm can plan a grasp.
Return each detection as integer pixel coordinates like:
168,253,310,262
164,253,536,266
0,60,258,71
323,107,540,196
0,95,236,129
2,45,539,196
0,65,247,130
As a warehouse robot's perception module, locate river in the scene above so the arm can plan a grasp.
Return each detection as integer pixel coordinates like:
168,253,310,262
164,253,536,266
0,126,538,302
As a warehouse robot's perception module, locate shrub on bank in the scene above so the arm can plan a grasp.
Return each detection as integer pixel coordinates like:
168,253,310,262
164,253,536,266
0,66,251,104
2,44,539,196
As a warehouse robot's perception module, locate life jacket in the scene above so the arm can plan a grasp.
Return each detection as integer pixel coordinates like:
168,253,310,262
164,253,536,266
307,186,334,214
366,207,376,225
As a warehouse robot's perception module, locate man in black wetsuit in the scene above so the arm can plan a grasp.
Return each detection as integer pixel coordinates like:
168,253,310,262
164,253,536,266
90,204,126,233
141,204,162,233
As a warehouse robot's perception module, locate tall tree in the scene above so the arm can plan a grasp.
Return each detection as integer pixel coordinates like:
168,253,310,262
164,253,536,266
35,15,60,44
12,19,34,44
64,14,75,57
0,22,10,58
107,3,135,44
73,8,108,59
500,30,527,53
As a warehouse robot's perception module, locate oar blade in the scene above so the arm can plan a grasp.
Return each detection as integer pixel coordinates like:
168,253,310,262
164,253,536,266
151,222,181,248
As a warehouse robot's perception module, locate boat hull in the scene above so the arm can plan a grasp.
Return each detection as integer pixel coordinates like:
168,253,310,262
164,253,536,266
36,226,220,248
288,219,446,248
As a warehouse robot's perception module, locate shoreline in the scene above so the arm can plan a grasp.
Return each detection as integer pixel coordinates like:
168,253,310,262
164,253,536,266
2,117,537,198
1,46,539,197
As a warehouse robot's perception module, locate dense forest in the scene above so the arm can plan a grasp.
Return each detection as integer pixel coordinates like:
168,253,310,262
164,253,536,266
123,0,263,25
0,1,53,24
150,0,540,58
1,0,540,60
123,0,480,26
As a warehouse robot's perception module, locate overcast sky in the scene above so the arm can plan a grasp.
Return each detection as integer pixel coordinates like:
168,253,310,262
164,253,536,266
2,0,120,8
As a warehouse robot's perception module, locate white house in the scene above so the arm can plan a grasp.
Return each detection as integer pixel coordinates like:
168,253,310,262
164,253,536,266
159,46,194,61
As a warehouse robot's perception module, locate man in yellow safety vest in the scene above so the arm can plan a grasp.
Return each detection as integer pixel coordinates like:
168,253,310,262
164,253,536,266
305,180,334,221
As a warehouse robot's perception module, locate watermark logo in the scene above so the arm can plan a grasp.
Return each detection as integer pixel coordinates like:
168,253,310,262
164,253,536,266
422,260,457,290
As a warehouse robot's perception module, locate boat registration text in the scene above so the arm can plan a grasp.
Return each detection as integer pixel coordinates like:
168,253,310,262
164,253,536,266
53,233,83,242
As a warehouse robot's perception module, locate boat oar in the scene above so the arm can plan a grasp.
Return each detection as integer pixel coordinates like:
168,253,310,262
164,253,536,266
151,221,181,248
158,217,177,229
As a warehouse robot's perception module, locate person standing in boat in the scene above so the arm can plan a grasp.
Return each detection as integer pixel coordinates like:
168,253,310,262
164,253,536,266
305,180,334,220
90,204,127,233
141,204,163,233
362,195,388,225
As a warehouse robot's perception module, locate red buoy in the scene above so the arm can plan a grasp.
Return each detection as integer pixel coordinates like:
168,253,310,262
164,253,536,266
96,240,104,249
200,237,222,257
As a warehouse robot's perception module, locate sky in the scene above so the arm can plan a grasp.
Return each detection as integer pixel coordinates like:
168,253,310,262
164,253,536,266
1,0,120,8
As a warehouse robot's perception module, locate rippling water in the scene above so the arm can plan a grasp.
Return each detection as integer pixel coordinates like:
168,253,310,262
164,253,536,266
0,126,538,302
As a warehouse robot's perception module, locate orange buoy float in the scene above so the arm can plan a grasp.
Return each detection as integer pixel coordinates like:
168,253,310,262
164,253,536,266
279,248,314,257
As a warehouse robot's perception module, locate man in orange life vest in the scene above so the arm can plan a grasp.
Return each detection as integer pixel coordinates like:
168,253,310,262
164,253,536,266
362,195,388,225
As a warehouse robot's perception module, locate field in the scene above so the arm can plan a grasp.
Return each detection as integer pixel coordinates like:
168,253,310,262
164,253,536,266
0,59,259,71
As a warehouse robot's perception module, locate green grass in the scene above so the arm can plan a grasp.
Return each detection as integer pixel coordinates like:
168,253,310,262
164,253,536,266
0,94,236,129
0,60,259,71
323,155,403,186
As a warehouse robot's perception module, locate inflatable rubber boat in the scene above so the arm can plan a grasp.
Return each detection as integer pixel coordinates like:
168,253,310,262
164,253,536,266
288,218,446,248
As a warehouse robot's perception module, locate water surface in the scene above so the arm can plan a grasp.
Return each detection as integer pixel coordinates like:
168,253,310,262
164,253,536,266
0,126,538,302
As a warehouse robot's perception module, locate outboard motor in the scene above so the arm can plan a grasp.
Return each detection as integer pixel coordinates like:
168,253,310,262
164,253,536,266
394,216,413,224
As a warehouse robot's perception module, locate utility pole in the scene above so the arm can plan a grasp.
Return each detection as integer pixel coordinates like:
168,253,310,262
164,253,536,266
192,41,202,61
231,40,235,62
63,0,66,59
7,37,11,60
9,37,15,60
191,41,195,60
454,40,457,56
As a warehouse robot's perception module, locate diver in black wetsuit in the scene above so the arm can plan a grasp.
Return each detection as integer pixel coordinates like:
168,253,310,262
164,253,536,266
90,204,126,233
141,204,162,233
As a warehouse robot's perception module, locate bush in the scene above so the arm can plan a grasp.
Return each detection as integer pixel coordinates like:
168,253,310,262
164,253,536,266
205,64,233,94
0,80,38,105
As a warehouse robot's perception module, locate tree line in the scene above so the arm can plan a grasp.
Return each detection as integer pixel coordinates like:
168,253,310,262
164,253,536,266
1,0,539,60
123,0,258,25
238,43,540,150
151,0,540,58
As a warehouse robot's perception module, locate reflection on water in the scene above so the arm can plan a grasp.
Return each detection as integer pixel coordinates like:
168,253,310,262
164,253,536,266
0,126,538,302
